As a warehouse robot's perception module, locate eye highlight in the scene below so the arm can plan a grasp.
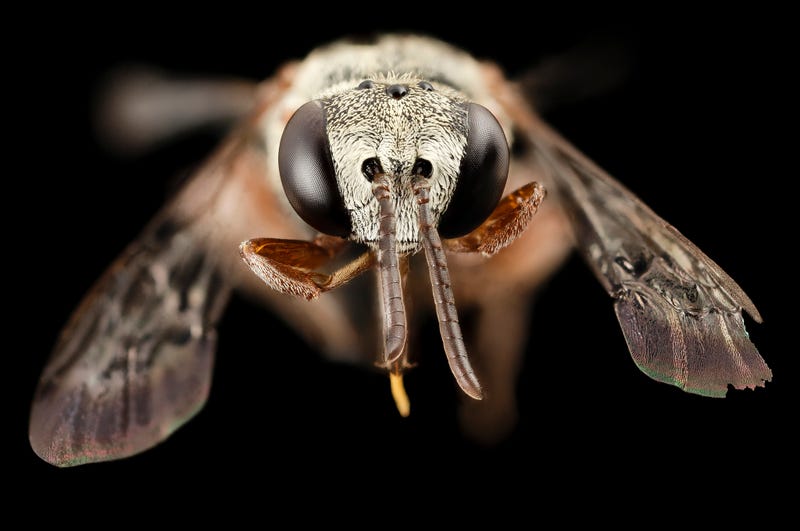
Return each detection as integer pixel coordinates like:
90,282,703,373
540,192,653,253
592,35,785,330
417,81,434,91
357,80,375,89
362,158,384,181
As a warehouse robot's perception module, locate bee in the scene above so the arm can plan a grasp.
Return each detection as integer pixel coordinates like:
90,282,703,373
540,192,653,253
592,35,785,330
29,34,771,467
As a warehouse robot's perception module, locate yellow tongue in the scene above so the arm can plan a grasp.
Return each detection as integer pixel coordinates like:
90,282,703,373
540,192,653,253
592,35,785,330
389,372,411,417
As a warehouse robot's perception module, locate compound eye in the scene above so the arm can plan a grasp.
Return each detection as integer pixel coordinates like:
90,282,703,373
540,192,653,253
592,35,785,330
438,103,510,238
278,101,351,238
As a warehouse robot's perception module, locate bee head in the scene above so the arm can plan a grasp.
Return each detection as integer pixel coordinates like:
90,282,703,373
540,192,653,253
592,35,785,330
278,76,509,252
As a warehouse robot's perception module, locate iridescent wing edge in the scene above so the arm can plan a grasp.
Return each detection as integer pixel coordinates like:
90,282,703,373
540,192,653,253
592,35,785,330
500,83,770,396
29,213,231,467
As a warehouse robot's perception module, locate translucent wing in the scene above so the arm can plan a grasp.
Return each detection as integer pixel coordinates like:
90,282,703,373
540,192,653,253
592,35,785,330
28,70,314,466
29,213,231,467
505,89,771,396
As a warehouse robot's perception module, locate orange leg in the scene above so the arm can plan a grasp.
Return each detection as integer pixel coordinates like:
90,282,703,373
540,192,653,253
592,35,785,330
444,181,545,256
239,234,375,300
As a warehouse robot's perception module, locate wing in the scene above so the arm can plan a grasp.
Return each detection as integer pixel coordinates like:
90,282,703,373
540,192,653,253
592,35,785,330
30,213,230,467
499,83,771,396
29,75,302,466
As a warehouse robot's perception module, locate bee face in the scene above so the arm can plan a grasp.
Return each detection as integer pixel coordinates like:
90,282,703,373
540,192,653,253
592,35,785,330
278,76,510,253
31,33,771,469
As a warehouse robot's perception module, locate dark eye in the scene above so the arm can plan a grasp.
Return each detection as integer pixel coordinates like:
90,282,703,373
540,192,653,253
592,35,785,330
417,81,434,91
357,80,375,89
438,103,510,238
278,100,351,238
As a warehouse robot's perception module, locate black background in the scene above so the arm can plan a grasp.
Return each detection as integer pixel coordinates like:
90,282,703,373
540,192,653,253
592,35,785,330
11,7,792,513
